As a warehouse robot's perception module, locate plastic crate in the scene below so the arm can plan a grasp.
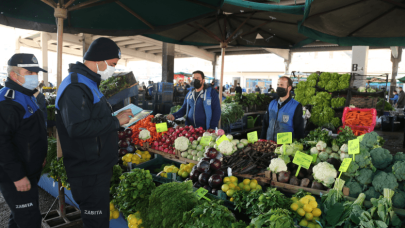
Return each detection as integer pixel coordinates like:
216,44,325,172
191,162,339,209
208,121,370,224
153,91,173,103
132,154,184,183
153,82,174,93
137,91,146,102
342,107,377,128
143,101,154,110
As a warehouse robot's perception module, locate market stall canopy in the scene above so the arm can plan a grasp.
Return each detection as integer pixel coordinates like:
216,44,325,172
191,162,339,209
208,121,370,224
0,0,224,36
144,0,313,48
298,0,405,46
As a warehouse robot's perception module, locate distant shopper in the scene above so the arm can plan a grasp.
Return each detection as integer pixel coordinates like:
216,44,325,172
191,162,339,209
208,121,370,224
235,83,242,95
225,82,230,90
255,85,261,94
397,87,405,108
390,90,398,105
147,81,153,96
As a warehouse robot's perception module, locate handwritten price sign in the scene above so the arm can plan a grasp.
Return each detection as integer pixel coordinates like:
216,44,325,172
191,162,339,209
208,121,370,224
216,135,229,146
277,132,292,145
348,138,360,161
195,187,210,201
292,151,313,176
156,122,168,133
247,131,258,143
200,136,212,147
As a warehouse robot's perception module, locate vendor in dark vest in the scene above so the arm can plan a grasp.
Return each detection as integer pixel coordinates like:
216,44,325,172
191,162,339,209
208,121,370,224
260,76,304,141
55,38,132,228
167,71,221,130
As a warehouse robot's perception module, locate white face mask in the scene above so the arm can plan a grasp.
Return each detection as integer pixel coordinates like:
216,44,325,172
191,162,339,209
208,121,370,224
97,61,115,80
17,73,38,91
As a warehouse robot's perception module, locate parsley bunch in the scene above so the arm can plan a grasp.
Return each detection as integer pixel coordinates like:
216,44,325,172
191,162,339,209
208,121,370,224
109,164,123,199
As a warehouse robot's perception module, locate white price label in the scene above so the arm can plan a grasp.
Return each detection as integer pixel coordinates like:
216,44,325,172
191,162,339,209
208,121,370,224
227,167,232,177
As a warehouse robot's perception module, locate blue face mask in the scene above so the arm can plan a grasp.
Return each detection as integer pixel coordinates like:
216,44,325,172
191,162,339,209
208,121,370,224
17,73,38,91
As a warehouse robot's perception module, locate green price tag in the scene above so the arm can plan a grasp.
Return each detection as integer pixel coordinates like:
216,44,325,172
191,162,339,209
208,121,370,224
195,187,211,201
277,132,292,144
216,135,229,146
312,154,318,163
339,158,352,173
156,122,168,133
348,138,360,161
292,151,313,176
200,136,212,147
247,131,258,143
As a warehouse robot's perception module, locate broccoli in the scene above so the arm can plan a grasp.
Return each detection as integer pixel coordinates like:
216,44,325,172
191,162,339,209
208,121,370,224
394,152,405,162
384,164,394,173
392,190,405,209
359,132,379,149
393,161,405,181
370,148,393,170
350,147,372,169
364,186,381,201
345,180,362,198
399,182,405,192
355,168,374,186
372,171,398,193
343,161,359,178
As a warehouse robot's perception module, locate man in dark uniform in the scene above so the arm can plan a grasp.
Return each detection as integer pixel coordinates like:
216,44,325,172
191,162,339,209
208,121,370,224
0,53,48,228
55,38,132,228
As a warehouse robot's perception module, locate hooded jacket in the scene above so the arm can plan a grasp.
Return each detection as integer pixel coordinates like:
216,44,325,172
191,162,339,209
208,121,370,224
55,62,120,178
0,79,47,182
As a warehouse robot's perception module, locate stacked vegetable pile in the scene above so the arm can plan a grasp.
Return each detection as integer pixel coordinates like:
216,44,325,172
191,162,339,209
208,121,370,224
220,177,262,199
290,194,322,227
121,150,152,166
118,128,135,156
309,92,341,128
129,115,162,147
318,72,351,92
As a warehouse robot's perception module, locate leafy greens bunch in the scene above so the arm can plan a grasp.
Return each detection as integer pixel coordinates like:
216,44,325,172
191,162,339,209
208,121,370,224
109,164,123,199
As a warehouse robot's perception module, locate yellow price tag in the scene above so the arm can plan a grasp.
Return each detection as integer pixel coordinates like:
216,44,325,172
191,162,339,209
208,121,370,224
200,136,212,147
277,132,292,144
195,187,211,201
292,151,313,176
339,158,352,173
156,122,168,133
348,138,360,161
216,135,229,146
358,134,365,142
247,131,258,143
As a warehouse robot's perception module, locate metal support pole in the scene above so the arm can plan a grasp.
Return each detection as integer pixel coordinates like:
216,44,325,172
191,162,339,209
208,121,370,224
218,42,227,129
390,47,402,98
41,32,49,85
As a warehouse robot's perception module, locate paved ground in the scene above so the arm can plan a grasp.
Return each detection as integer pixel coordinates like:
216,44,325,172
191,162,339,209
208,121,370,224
0,188,83,228
376,129,404,154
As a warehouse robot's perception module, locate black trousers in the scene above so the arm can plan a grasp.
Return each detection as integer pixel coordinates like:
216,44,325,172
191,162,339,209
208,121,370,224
0,176,41,228
68,170,112,228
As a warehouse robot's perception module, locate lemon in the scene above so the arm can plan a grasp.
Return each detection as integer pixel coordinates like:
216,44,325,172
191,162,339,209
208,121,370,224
298,219,308,227
235,186,241,191
181,171,189,178
113,211,120,219
312,217,320,223
223,177,231,183
110,211,113,219
166,167,173,173
228,183,236,190
305,213,313,221
226,189,235,197
251,179,258,185
255,185,262,191
230,176,238,183
307,222,316,228
312,208,322,217
249,182,257,189
181,164,185,169
128,214,135,220
290,203,299,211
243,185,251,192
303,204,313,213
138,219,142,224
238,182,245,189
221,184,230,192
230,197,234,202
243,179,250,185
297,208,305,217
130,218,138,225
109,203,115,211
185,167,192,173
296,201,304,208
299,197,309,205
315,224,322,228
309,200,318,209
306,195,316,202
291,197,299,202
178,170,184,176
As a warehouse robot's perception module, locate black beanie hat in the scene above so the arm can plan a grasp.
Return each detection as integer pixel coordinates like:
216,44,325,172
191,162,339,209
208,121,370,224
83,37,121,61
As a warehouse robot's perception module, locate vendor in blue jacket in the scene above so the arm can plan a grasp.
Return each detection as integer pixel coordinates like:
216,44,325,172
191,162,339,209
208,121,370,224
260,76,304,141
167,71,221,130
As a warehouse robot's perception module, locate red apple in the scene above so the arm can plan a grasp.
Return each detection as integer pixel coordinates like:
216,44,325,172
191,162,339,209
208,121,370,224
118,131,126,140
124,129,133,137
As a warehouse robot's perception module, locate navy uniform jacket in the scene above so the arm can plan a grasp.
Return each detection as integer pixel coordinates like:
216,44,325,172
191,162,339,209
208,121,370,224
0,79,47,182
55,62,120,178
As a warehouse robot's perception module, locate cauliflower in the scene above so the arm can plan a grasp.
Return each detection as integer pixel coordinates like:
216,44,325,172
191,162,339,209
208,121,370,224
329,153,340,160
340,144,348,153
226,134,233,141
218,140,233,155
332,143,339,152
313,162,338,187
279,154,291,165
231,139,239,146
139,130,151,140
174,136,190,151
393,161,405,181
269,158,288,173
325,147,332,154
240,139,249,146
275,146,282,154
316,141,327,151
392,190,405,209
319,151,329,162
364,187,381,201
372,171,398,193
340,152,349,161
345,180,362,198
394,152,405,162
203,132,211,137
370,147,393,169
355,168,374,186
310,147,319,155
280,144,294,156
